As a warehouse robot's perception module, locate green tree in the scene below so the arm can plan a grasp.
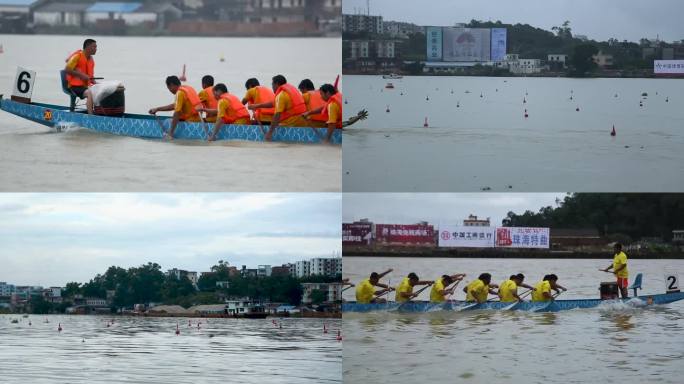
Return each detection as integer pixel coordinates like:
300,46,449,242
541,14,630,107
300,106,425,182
62,282,82,298
310,289,327,305
570,44,598,76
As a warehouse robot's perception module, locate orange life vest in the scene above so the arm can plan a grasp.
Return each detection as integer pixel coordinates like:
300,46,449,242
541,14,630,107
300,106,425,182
250,86,275,120
65,50,94,88
306,90,327,122
178,85,201,121
219,93,250,123
274,83,307,120
201,86,218,109
321,92,343,129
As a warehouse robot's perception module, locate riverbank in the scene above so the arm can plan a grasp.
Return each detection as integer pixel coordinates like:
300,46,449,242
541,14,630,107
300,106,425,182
343,247,684,259
343,69,683,79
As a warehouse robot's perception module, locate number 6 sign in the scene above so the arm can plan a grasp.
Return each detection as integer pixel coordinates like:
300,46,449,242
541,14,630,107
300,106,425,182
12,67,36,103
665,274,680,293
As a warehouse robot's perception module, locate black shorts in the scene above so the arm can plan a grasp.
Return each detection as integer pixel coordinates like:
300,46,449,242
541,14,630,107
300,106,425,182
69,87,87,98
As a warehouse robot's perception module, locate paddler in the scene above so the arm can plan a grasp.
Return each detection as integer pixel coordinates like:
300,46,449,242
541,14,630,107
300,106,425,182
264,74,308,140
200,83,250,141
64,39,97,114
601,243,629,298
498,273,535,303
395,273,434,303
430,273,466,303
197,75,218,123
148,76,202,139
301,83,343,143
531,274,567,302
464,273,499,303
242,78,275,125
298,79,327,128
355,269,394,304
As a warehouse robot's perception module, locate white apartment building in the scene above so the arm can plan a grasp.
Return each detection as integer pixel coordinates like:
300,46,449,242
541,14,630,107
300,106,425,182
343,14,383,34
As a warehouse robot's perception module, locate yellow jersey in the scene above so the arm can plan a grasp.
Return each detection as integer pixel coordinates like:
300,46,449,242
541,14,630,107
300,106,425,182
429,277,446,303
612,251,628,278
243,87,273,122
498,279,518,303
175,90,200,122
327,100,341,125
395,277,413,303
198,89,217,122
532,281,552,302
355,278,375,304
466,279,489,303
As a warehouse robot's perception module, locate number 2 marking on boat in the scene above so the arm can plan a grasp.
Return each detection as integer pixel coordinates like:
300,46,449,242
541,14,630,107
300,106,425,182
43,109,52,121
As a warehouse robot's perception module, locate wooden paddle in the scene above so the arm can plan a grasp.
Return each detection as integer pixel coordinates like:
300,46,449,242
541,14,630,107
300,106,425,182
405,283,432,302
196,109,210,140
444,279,463,301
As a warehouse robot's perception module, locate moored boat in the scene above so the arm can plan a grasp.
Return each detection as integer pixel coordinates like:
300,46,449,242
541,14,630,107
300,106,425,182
0,96,341,144
385,82,395,89
342,291,684,313
382,73,403,79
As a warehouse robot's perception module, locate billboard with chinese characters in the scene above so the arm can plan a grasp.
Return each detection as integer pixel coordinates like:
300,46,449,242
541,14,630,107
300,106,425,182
342,223,373,246
442,27,491,62
375,224,435,245
438,226,496,248
490,28,507,61
495,227,550,249
654,60,684,75
426,26,443,62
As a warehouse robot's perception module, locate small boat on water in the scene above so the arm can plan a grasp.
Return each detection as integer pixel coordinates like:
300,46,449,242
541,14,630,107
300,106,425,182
343,291,684,313
385,82,395,89
382,73,403,79
0,96,340,144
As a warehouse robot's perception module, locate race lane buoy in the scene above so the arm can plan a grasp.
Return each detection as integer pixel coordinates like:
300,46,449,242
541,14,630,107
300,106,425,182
611,125,616,136
423,117,429,128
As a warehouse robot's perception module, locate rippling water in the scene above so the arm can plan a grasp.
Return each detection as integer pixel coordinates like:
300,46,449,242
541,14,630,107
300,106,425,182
0,315,341,383
0,35,341,192
343,257,684,383
342,75,684,192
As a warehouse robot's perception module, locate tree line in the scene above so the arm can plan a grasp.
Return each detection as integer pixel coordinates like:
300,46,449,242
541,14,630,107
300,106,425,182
502,193,684,242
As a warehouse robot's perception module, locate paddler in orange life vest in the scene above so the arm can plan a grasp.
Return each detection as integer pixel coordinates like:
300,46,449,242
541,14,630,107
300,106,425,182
197,75,218,123
302,83,343,143
241,78,275,125
148,75,202,140
298,79,327,128
64,39,97,114
198,83,250,142
264,74,308,141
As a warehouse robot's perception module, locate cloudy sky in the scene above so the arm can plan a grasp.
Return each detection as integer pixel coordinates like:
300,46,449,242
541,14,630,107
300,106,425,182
343,193,566,226
0,194,341,287
344,0,684,42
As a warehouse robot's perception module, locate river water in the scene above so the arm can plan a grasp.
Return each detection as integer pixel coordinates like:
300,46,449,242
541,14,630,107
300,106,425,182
342,75,684,192
343,257,684,383
0,315,341,383
0,35,341,192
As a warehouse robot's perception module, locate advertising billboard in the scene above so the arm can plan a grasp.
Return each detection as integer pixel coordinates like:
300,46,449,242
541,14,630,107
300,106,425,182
426,26,443,62
490,28,507,61
342,223,373,245
654,60,684,75
438,226,496,248
495,227,550,249
442,27,491,62
375,224,435,245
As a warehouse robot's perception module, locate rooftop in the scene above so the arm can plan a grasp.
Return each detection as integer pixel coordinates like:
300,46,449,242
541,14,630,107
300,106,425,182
0,0,40,6
36,2,93,12
87,2,142,13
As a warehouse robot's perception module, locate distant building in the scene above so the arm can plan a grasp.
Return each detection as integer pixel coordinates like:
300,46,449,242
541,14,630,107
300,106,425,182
295,260,310,278
574,34,588,41
167,268,198,287
343,13,383,34
271,264,292,276
84,2,181,28
514,58,543,74
375,40,395,58
34,2,92,28
547,54,567,70
301,282,342,304
383,20,421,38
463,214,490,227
0,0,42,33
673,230,684,243
240,266,258,278
0,282,15,296
310,258,341,276
85,297,107,307
216,281,230,289
592,51,614,68
550,228,604,249
349,40,370,59
257,265,272,277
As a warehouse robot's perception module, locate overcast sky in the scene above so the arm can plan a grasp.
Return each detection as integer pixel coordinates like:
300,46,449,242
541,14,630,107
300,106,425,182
343,193,566,227
344,0,684,42
0,194,341,287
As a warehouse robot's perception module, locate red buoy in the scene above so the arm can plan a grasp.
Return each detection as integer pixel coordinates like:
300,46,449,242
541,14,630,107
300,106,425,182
323,324,328,334
386,105,390,113
423,117,428,128
336,330,342,341
576,107,580,112
611,125,616,136
175,323,180,335
58,323,62,332
523,98,526,104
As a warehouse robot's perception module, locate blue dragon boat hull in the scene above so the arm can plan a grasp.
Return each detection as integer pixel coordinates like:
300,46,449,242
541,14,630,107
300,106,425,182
0,98,341,144
342,291,684,313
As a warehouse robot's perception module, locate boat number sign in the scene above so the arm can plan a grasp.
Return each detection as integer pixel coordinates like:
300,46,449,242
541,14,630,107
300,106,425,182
13,67,36,100
665,274,680,293
43,109,53,121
